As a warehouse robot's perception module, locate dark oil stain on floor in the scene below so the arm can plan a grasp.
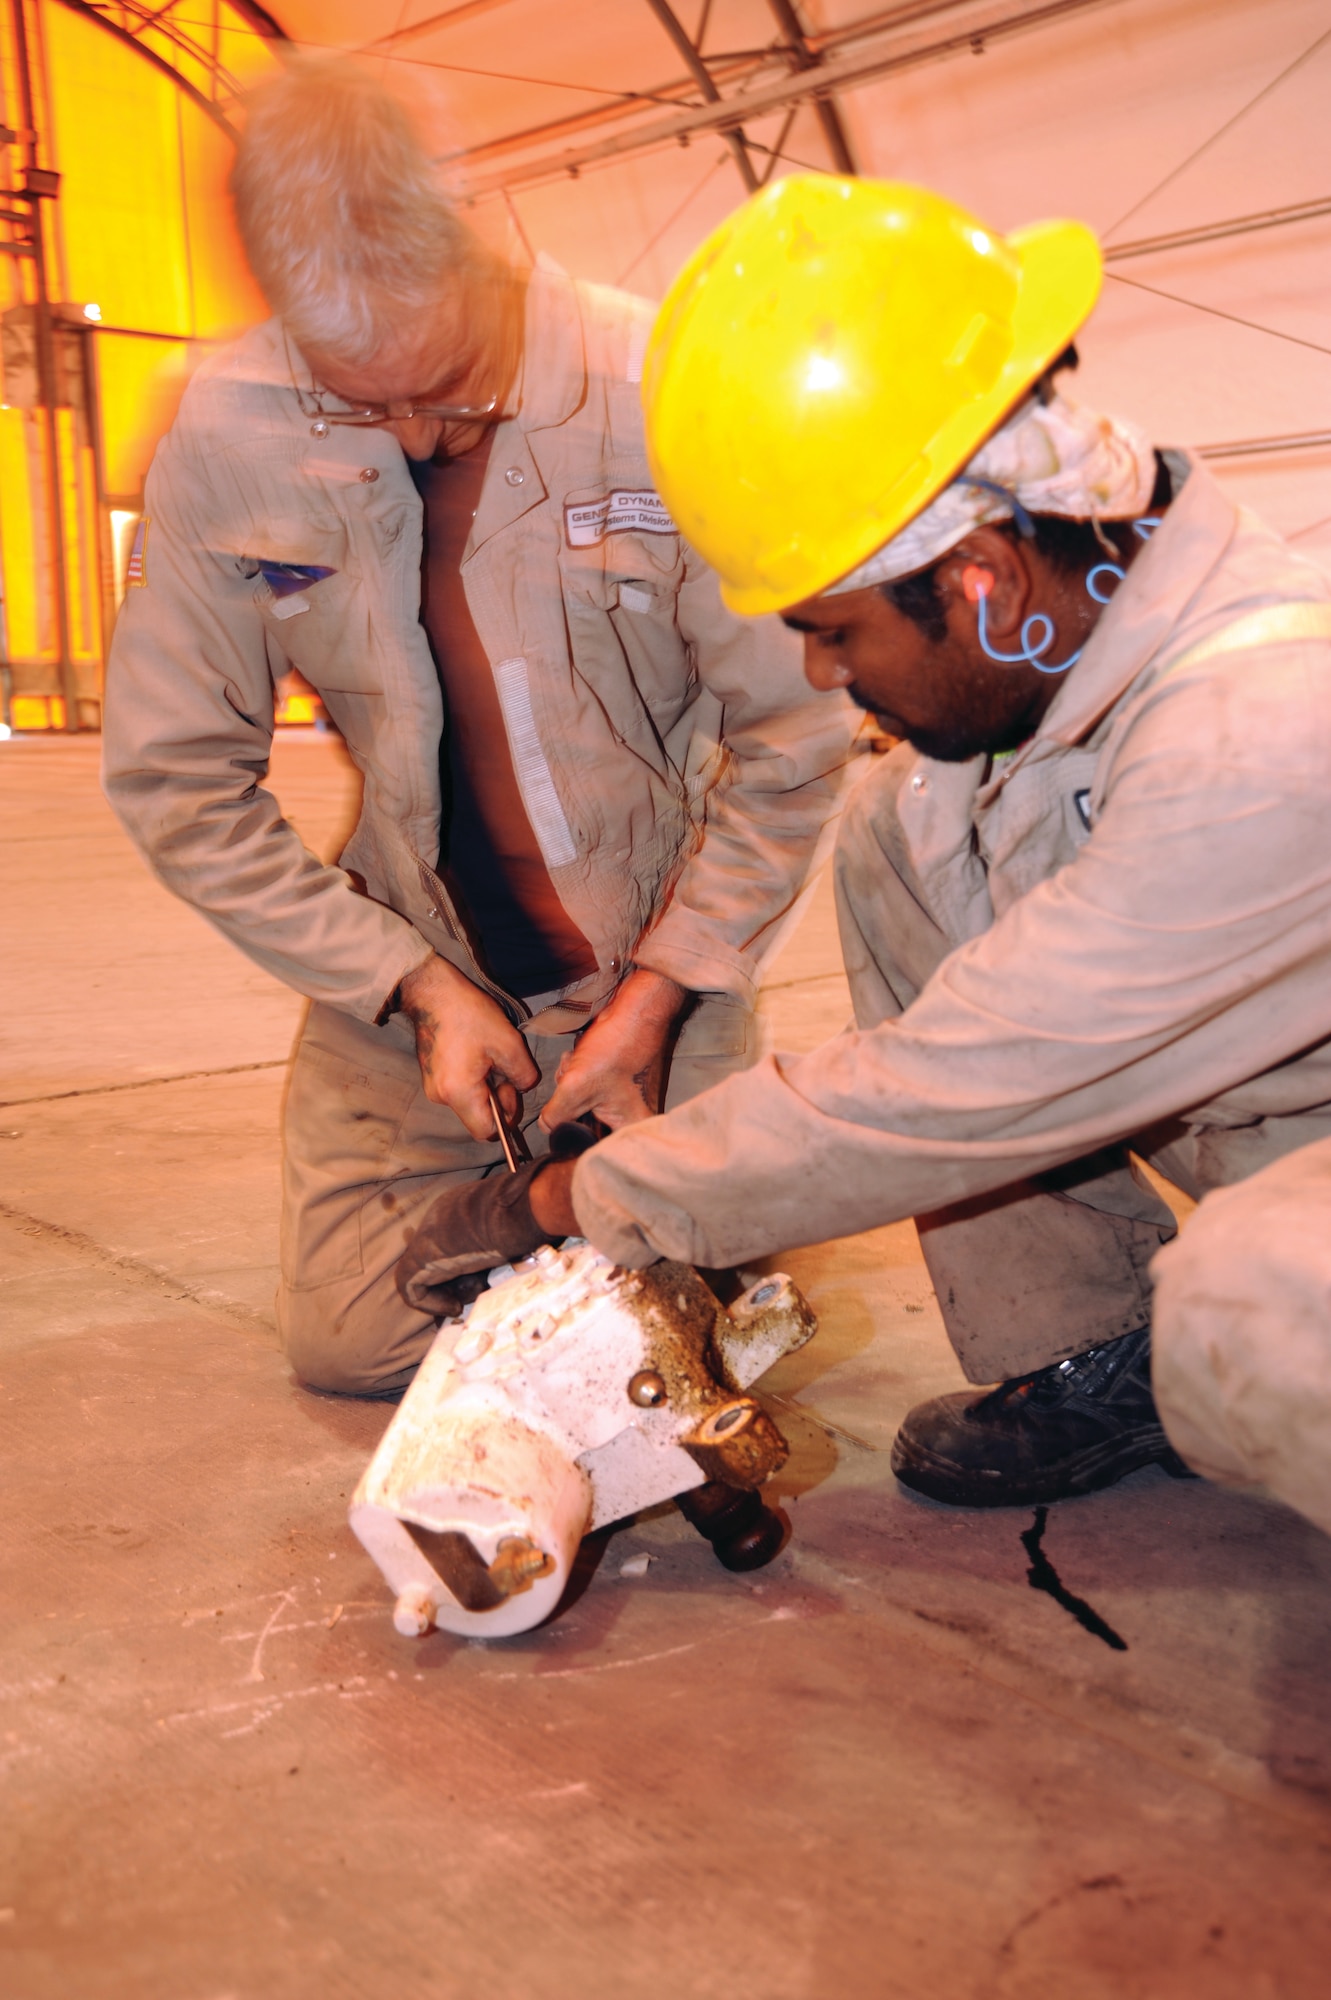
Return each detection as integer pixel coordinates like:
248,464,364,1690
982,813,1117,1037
1021,1505,1128,1651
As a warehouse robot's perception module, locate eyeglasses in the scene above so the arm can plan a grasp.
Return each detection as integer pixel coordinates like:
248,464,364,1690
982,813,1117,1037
293,381,503,428
284,334,506,429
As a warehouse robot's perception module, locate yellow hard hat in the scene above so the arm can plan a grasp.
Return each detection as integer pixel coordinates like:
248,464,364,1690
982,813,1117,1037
643,175,1103,615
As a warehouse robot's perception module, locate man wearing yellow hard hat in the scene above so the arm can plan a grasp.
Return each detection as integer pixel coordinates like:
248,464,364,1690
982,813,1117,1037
399,176,1331,1531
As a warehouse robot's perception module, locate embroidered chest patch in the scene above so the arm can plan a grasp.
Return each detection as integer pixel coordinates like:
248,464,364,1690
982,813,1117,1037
564,489,676,548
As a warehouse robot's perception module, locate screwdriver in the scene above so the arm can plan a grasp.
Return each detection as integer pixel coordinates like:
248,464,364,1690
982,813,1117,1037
486,1079,532,1173
486,1078,603,1176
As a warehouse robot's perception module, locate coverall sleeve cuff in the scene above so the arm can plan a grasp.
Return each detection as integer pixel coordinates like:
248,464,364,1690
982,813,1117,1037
571,1143,704,1269
367,930,436,1026
631,927,755,1005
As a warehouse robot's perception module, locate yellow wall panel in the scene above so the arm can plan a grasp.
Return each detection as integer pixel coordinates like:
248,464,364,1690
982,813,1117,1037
42,3,193,334
217,13,281,92
0,3,281,724
178,104,269,339
0,408,45,662
94,331,190,500
11,694,62,728
53,405,98,668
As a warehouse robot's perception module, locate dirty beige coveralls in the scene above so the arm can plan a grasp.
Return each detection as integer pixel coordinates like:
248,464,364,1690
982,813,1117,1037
1152,1138,1331,1532
102,259,855,1394
574,456,1331,1504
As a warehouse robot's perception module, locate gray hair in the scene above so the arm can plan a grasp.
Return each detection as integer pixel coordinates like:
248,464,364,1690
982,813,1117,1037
231,58,484,367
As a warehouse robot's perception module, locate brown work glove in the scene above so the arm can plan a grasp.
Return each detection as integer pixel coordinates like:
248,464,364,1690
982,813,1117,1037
395,1124,598,1319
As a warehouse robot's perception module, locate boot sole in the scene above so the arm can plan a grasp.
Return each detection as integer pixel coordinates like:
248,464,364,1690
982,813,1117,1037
890,1423,1193,1509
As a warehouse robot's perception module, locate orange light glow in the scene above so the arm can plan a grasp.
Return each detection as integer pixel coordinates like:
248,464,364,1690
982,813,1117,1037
0,2,279,731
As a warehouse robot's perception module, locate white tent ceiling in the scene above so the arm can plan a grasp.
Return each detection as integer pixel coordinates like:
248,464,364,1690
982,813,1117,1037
258,0,1331,562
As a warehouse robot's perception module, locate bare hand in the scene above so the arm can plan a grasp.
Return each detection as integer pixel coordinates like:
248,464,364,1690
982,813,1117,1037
399,954,539,1141
540,968,688,1132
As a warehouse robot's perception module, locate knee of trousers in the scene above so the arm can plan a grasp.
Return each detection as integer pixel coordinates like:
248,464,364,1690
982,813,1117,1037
277,1271,436,1398
1153,1141,1331,1336
1151,1152,1331,1519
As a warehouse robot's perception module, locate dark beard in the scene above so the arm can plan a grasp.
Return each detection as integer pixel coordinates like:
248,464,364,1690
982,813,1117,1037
848,689,1040,764
902,719,1017,763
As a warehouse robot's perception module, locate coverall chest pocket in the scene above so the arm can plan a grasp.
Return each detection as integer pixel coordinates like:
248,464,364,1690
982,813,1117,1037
248,520,378,694
980,745,1103,911
558,521,692,739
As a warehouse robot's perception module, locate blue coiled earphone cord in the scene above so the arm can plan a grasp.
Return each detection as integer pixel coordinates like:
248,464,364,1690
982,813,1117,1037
973,513,1161,677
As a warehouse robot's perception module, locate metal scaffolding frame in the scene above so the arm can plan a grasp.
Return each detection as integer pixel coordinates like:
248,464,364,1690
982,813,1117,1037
1103,198,1331,264
51,0,287,136
430,2,1331,482
644,0,761,193
450,0,1129,195
1198,431,1331,462
640,0,859,193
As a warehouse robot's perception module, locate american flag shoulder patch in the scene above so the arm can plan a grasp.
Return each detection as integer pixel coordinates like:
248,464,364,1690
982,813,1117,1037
125,516,149,589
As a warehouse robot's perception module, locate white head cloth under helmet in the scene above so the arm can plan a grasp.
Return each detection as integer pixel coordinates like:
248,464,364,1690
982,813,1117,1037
825,390,1157,595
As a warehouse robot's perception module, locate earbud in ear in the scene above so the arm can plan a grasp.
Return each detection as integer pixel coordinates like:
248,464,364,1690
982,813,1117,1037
962,565,994,605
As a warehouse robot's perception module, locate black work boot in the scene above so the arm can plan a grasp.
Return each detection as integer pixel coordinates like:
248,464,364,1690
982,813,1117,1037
890,1326,1194,1508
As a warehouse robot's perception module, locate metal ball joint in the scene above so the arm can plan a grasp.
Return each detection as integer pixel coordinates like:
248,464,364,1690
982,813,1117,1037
675,1480,785,1572
628,1369,667,1408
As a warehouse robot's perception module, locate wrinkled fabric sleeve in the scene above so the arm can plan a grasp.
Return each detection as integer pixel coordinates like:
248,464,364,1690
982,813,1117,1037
575,646,1331,1267
101,430,433,1022
632,552,860,1002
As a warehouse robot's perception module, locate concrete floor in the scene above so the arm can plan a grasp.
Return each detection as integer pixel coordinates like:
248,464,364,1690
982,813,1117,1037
2,733,1330,2000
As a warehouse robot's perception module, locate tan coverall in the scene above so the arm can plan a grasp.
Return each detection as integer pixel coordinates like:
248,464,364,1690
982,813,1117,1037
1152,1138,1331,1531
102,260,855,1393
573,456,1331,1484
